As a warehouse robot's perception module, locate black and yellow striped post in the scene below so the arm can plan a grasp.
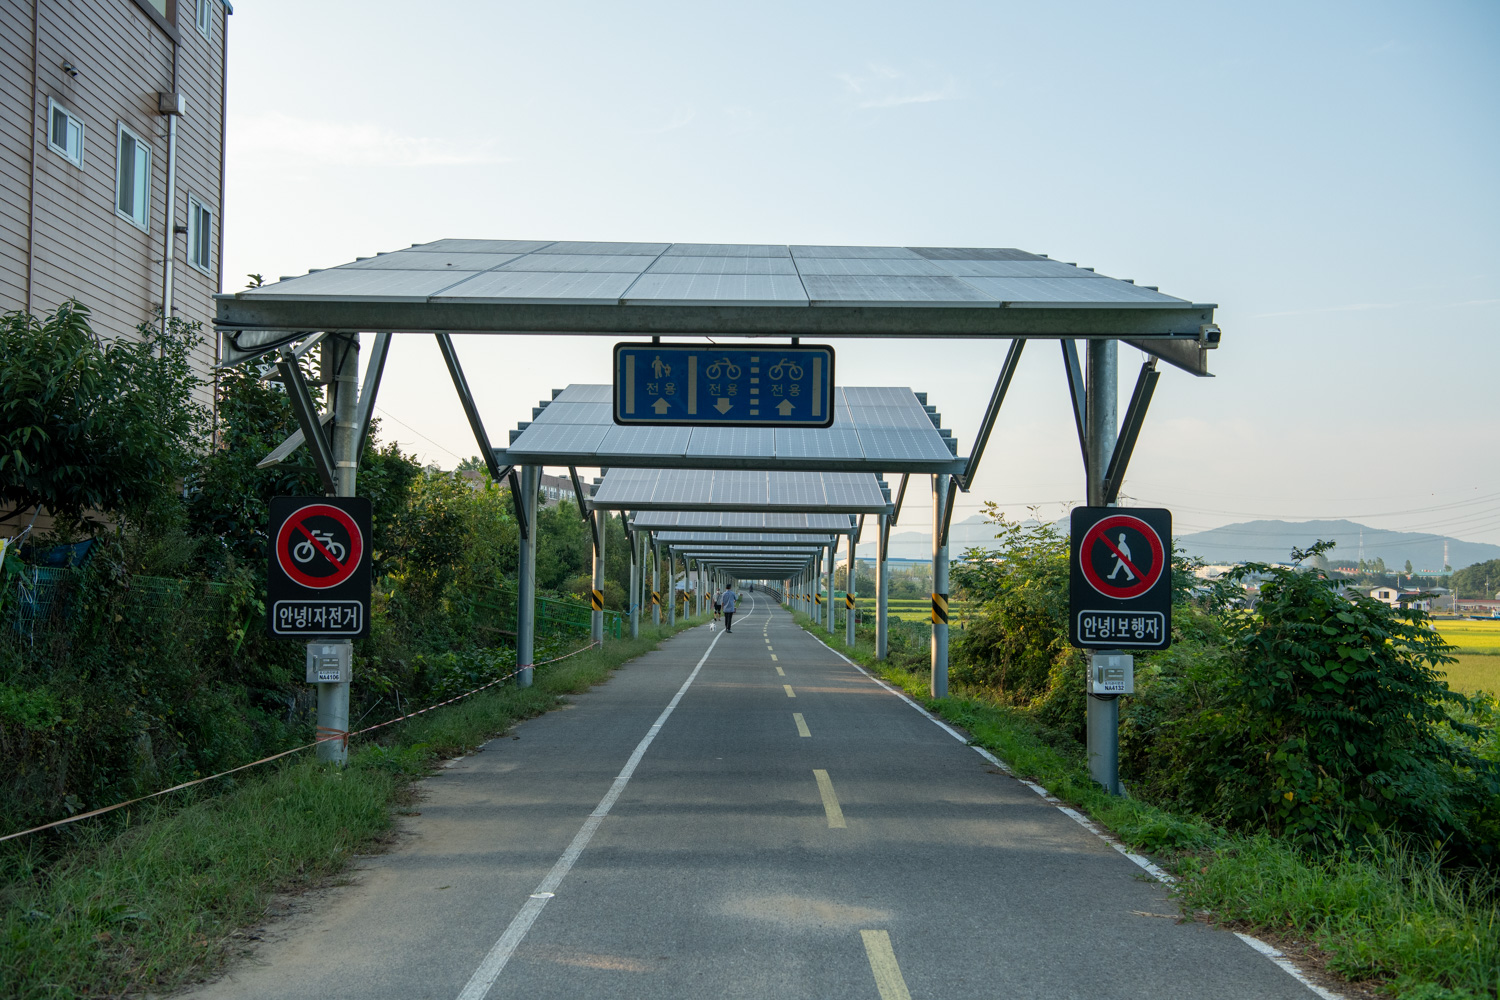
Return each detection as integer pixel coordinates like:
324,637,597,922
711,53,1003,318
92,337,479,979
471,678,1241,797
651,590,660,608
845,593,855,610
931,592,949,625
591,589,604,611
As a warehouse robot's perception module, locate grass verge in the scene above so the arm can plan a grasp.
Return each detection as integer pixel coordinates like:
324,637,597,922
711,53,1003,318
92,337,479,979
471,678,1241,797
0,616,710,1000
792,611,1500,1000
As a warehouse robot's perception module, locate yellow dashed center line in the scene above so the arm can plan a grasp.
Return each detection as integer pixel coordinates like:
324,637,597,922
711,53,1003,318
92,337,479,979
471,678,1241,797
776,666,785,676
793,712,810,737
812,769,846,828
783,684,796,698
770,654,778,661
860,930,912,1000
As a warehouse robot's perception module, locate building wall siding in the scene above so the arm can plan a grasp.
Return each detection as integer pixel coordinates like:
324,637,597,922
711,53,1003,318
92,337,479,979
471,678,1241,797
0,0,226,396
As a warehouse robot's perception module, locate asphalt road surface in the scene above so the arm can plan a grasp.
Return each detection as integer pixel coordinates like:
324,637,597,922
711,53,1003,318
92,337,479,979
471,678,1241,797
187,593,1319,1000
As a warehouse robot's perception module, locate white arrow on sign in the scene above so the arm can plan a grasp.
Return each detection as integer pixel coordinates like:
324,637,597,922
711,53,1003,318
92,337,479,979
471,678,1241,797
652,398,670,414
714,398,733,414
777,399,794,416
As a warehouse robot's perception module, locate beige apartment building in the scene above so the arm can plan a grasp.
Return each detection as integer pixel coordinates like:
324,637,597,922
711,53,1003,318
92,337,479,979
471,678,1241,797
1,0,229,391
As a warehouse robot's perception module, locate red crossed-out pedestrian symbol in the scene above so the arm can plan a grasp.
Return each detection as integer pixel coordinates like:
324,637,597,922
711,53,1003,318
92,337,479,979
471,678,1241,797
275,503,364,589
1079,514,1164,600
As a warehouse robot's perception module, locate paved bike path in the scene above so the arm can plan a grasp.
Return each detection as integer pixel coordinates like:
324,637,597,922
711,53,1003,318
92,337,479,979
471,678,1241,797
187,594,1316,999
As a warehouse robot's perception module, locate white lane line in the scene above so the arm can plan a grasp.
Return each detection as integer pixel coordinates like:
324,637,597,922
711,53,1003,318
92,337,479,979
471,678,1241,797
796,627,1344,1000
454,628,725,1000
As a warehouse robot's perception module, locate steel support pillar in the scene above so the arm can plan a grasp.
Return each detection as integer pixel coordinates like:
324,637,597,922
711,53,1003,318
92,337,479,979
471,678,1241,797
823,544,834,634
629,530,640,639
876,513,889,660
931,473,950,699
668,550,677,626
1086,338,1122,795
652,542,661,627
845,531,856,647
591,513,606,644
314,335,359,765
515,466,539,687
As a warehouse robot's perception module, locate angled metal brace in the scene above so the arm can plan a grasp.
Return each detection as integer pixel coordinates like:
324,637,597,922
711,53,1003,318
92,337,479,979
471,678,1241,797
275,354,336,495
569,467,600,549
256,410,332,469
1102,359,1160,505
352,332,392,457
960,339,1025,490
938,475,961,549
853,514,865,546
882,472,910,550
1061,340,1088,471
506,467,528,540
434,333,501,482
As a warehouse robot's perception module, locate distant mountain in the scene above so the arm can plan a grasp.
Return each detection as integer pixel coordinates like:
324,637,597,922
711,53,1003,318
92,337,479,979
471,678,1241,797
855,515,1500,573
1175,519,1500,571
856,514,1011,561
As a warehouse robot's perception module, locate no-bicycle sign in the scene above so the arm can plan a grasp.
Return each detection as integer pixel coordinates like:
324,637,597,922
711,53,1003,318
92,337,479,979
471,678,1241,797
267,496,372,639
1069,507,1172,651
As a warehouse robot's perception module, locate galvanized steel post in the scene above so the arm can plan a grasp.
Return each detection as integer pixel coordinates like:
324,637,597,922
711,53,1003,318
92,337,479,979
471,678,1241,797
629,529,640,639
825,543,835,635
668,549,677,626
845,531,856,648
516,465,539,688
931,473,950,699
316,334,359,765
591,511,606,645
1086,338,1122,795
876,512,889,660
652,542,661,627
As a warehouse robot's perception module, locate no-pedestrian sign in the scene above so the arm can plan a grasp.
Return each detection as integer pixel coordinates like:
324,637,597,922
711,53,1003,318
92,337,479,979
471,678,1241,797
1069,507,1172,650
267,496,372,639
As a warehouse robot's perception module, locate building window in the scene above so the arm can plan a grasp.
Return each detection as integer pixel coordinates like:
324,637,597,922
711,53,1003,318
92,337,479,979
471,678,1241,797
195,0,212,39
115,123,151,230
187,194,213,273
47,99,84,166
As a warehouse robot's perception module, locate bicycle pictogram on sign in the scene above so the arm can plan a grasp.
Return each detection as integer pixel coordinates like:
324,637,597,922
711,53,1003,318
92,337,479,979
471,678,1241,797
275,503,364,589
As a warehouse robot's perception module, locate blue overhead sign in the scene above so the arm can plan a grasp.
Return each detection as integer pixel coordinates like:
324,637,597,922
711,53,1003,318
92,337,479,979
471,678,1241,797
613,344,835,427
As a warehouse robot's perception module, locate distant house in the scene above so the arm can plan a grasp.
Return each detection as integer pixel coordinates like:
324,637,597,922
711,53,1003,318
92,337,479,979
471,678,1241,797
1455,598,1500,618
1369,586,1431,612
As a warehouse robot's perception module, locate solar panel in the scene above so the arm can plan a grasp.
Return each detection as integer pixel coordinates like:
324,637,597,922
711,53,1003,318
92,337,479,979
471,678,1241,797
801,274,994,306
343,251,523,271
954,276,1187,304
645,256,800,275
531,241,669,255
410,239,557,254
907,247,1046,261
436,270,639,303
792,257,947,277
622,273,809,306
244,268,466,300
498,254,655,273
790,246,923,259
662,244,792,257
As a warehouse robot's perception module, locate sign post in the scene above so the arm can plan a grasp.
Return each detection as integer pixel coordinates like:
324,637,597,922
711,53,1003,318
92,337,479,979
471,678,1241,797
267,494,372,766
613,344,834,427
1069,506,1172,794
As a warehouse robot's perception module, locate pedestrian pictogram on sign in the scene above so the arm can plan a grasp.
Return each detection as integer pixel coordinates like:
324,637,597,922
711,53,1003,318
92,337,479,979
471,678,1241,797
1069,507,1172,651
1078,514,1165,600
267,497,372,639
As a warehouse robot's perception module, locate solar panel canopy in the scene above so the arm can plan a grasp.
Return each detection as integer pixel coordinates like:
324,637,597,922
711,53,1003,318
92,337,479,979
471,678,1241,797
591,469,889,513
632,512,856,533
217,240,1218,375
505,385,960,474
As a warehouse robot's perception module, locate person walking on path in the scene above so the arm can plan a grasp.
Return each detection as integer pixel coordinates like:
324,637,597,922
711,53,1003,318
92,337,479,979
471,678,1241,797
713,591,722,622
721,587,738,633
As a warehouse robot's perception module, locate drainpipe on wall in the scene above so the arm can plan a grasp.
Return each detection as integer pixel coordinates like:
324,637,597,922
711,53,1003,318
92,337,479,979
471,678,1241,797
158,40,182,335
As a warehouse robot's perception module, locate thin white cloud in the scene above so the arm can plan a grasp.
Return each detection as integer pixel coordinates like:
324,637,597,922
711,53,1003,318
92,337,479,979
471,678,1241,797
836,64,960,109
633,106,697,135
229,112,511,168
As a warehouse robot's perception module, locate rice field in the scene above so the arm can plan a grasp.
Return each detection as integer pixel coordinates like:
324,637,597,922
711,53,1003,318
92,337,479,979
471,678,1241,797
1433,619,1500,694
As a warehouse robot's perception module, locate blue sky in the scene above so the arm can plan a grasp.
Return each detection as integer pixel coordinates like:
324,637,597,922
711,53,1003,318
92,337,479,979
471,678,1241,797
221,1,1500,551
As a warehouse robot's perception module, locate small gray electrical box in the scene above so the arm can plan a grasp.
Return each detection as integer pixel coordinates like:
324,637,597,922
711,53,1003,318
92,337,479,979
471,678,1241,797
306,642,352,683
1090,652,1134,695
